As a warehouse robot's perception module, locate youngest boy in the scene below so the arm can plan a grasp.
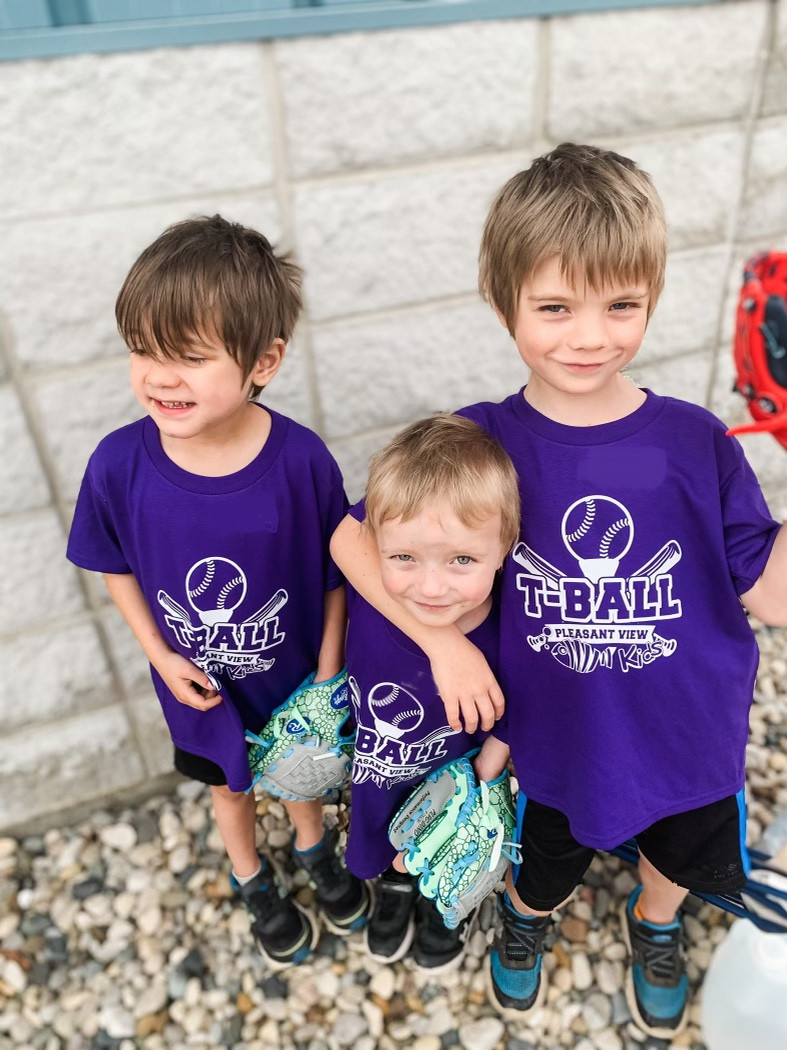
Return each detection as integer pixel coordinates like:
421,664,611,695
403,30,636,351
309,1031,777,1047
343,415,516,970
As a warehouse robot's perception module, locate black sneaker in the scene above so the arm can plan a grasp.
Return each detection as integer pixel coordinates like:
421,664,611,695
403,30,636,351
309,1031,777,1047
365,867,416,963
412,894,473,973
486,893,550,1018
294,828,371,936
621,886,688,1038
231,860,318,970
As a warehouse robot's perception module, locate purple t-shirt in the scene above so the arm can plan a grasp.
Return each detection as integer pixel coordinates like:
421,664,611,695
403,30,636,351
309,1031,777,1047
460,389,779,849
67,407,347,792
345,589,500,879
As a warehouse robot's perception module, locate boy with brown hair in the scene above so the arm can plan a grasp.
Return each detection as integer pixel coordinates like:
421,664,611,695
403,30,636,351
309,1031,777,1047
68,215,370,970
332,144,787,1035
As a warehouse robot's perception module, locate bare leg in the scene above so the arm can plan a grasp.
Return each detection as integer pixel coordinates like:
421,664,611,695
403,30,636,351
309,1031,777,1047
211,784,259,878
285,799,325,851
637,851,688,923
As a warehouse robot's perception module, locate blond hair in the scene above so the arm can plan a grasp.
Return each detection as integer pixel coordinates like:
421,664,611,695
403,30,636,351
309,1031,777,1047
365,415,520,553
116,215,302,398
479,143,667,334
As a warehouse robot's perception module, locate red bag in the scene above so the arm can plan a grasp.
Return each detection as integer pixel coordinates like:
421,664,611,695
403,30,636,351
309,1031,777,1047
728,251,787,450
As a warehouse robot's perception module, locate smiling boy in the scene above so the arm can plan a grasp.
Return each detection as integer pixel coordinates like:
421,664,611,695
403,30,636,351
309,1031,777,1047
67,215,370,969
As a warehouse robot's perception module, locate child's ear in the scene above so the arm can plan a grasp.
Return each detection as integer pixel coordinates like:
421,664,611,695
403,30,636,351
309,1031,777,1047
251,338,286,388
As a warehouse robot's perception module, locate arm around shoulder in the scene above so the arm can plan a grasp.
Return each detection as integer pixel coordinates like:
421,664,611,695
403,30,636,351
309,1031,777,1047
739,523,787,626
330,513,505,733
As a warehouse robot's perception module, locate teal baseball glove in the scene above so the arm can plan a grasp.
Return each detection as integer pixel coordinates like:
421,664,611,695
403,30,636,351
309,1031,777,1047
245,668,354,802
388,753,519,928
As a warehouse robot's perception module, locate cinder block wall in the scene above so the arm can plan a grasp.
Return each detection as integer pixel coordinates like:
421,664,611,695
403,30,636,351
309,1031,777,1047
1,0,786,830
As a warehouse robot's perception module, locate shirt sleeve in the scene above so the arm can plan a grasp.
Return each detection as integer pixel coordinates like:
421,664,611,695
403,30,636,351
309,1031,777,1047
66,453,132,575
717,430,781,594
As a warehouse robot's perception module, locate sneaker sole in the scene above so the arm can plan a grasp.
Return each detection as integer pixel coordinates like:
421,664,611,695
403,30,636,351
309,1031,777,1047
320,880,375,938
618,899,688,1039
364,913,416,964
255,900,320,973
483,954,547,1019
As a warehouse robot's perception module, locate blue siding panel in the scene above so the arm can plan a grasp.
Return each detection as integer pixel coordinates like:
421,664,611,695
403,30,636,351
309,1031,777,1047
0,0,723,62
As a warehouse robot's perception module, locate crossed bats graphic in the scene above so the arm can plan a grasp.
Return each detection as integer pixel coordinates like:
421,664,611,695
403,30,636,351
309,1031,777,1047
157,587,288,687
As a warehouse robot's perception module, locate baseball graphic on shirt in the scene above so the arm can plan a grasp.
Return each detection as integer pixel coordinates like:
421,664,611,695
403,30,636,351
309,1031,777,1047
368,681,424,739
186,557,247,626
562,496,634,582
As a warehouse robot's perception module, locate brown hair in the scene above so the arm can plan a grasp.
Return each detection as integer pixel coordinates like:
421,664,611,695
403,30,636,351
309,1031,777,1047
365,414,520,554
116,215,302,398
479,143,667,334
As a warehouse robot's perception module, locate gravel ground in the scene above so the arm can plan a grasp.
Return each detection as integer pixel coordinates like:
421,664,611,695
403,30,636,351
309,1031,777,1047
1,623,785,1050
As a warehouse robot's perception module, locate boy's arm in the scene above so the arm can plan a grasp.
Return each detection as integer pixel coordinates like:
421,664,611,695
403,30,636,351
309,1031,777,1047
740,523,787,625
315,584,347,682
330,514,504,733
472,734,510,783
103,572,222,711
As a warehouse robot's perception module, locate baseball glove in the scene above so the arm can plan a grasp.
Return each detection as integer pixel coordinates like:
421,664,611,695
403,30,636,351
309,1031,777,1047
245,668,354,802
388,753,519,927
728,251,787,450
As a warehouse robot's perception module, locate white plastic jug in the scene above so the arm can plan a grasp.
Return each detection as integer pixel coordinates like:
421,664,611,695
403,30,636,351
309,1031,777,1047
700,918,787,1050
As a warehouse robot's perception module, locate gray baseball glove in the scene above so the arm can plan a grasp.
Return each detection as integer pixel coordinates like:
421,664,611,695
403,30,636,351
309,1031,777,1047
245,668,354,802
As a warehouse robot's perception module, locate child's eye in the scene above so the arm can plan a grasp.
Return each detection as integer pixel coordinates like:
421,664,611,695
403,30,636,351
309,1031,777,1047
129,347,149,357
454,555,474,566
538,304,566,314
183,355,206,365
610,301,640,312
393,554,413,562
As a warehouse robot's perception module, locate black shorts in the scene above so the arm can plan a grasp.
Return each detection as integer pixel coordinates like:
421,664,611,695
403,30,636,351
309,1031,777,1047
513,792,749,911
174,746,228,786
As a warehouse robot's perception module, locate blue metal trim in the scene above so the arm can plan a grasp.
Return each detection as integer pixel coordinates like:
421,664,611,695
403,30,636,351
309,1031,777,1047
1,0,723,62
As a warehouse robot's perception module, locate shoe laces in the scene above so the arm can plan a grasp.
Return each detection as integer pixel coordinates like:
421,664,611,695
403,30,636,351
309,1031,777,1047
502,909,549,962
630,922,684,983
239,876,282,924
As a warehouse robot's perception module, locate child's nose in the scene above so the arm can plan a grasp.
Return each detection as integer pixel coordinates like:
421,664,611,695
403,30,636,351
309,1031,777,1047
419,567,446,597
570,316,608,351
146,357,179,385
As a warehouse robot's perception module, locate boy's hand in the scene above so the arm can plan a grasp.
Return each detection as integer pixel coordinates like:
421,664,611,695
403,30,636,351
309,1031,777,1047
156,651,222,711
428,633,504,734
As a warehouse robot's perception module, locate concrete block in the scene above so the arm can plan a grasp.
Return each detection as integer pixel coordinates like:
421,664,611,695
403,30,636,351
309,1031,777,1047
32,363,142,503
127,688,177,780
640,247,729,361
630,348,714,408
0,511,85,634
312,299,525,440
0,706,146,831
328,427,402,506
277,20,538,178
762,0,787,118
0,44,273,220
626,129,745,251
737,117,787,241
0,195,280,372
0,620,113,733
0,384,50,514
294,160,520,321
549,2,767,139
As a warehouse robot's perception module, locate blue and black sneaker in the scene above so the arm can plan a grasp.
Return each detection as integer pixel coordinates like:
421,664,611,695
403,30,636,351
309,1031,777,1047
232,859,319,971
621,885,688,1038
485,893,550,1017
294,828,372,936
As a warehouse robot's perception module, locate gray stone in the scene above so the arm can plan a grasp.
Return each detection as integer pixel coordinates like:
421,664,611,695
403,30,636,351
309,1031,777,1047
738,117,787,240
293,160,518,321
549,2,768,138
0,44,273,219
0,384,50,514
278,22,538,177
